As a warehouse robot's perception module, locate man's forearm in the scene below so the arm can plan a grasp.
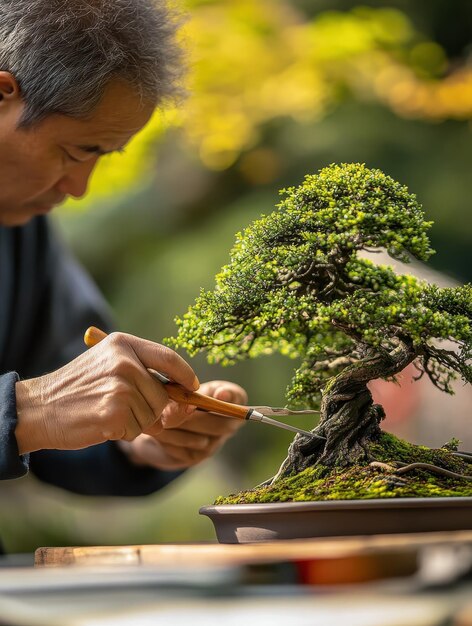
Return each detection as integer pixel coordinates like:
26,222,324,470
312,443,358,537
15,378,48,455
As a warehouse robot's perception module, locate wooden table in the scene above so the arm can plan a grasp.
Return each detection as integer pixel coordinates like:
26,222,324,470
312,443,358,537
35,530,472,585
0,532,470,626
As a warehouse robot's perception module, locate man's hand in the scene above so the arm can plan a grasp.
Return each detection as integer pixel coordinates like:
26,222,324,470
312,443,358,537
117,381,248,470
14,332,199,455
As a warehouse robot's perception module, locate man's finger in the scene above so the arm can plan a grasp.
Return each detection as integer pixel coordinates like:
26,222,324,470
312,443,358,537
130,387,164,432
132,369,169,426
171,411,243,436
119,333,199,391
198,381,248,405
156,442,196,465
158,400,196,430
156,428,212,450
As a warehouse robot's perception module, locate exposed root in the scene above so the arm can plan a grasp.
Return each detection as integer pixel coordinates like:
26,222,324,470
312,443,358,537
267,453,292,485
369,461,396,473
393,462,472,481
452,452,472,464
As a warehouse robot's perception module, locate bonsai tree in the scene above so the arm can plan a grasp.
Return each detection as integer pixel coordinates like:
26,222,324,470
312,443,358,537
171,163,472,500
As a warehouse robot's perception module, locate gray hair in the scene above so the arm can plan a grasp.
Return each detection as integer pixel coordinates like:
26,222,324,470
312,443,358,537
0,0,185,126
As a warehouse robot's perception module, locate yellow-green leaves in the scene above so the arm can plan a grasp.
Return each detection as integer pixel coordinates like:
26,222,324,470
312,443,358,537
170,164,471,403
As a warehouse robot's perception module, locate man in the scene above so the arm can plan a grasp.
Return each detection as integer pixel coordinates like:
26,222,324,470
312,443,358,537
0,0,246,502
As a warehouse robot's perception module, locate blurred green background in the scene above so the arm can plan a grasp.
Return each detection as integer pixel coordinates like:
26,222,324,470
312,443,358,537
1,0,471,552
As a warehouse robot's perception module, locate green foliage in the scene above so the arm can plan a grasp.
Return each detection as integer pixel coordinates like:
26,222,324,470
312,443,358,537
69,1,472,207
170,163,471,405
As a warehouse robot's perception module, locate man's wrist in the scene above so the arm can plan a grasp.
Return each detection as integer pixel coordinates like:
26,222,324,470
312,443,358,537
15,379,48,455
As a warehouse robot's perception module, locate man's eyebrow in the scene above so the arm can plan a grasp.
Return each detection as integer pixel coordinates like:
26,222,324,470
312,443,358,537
76,144,125,155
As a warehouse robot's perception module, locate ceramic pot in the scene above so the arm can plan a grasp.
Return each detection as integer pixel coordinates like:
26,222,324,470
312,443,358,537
200,497,472,543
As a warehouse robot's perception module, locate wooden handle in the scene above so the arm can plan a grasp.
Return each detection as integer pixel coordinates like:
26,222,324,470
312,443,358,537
83,327,250,420
84,326,108,347
163,384,250,419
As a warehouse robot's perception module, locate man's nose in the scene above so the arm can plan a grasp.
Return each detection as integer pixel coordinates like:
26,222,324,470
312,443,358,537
55,158,98,198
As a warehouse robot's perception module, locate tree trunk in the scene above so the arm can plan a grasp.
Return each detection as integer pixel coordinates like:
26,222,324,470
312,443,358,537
273,339,416,479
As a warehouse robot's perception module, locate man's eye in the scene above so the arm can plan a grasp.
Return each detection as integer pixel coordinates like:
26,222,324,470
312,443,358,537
62,149,84,163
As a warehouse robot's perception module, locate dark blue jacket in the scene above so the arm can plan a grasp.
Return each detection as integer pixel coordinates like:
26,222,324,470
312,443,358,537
0,216,181,496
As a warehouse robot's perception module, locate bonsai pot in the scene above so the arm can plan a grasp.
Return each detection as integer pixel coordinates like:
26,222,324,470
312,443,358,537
200,497,472,544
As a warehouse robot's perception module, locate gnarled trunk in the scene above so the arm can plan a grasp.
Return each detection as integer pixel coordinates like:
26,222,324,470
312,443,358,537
272,339,416,480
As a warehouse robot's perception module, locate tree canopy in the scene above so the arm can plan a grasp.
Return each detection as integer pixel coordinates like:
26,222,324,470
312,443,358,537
171,163,472,406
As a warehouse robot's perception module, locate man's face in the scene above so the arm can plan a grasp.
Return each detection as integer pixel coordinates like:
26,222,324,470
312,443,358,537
0,76,154,226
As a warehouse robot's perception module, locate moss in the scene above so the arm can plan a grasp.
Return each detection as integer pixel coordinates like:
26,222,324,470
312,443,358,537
369,432,467,473
215,432,472,504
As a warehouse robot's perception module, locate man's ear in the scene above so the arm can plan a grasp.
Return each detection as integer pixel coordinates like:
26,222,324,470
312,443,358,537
0,72,21,104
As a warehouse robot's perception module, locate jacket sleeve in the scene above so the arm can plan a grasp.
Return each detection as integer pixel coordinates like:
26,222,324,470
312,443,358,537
2,217,183,495
0,372,29,480
29,446,183,497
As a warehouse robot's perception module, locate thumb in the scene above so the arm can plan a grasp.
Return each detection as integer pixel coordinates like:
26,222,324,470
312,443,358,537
213,387,235,402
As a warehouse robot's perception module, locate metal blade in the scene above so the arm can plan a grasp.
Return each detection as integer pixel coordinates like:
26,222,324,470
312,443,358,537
252,405,320,418
148,369,171,384
248,410,326,440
